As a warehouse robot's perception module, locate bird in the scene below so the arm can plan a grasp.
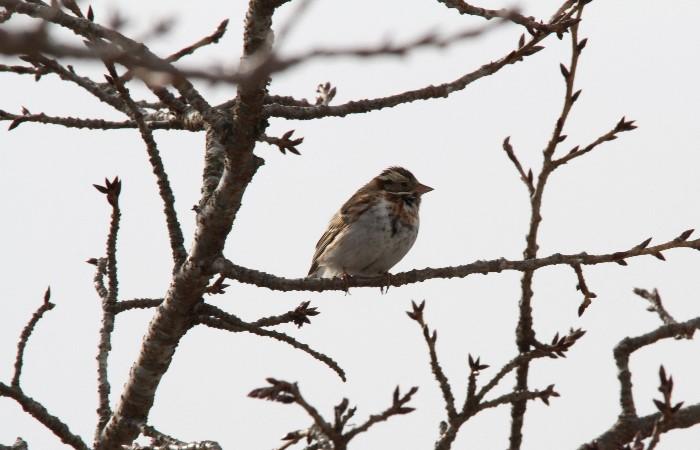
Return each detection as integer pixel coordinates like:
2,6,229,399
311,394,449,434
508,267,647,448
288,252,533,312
308,166,432,279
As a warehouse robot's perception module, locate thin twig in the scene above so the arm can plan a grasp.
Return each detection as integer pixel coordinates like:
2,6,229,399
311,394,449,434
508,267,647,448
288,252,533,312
106,64,188,270
92,176,122,438
195,304,345,381
632,288,694,338
12,287,54,388
406,301,457,419
571,263,597,316
436,0,574,33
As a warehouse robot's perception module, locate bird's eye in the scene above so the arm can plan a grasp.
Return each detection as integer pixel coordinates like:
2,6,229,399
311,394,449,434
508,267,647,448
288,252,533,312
401,181,408,189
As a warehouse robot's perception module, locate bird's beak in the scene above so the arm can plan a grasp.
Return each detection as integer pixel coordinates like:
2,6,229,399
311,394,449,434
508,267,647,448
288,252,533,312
415,183,433,195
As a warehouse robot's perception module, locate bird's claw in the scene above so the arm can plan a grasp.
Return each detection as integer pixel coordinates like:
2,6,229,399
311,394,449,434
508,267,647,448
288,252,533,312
340,271,352,295
380,272,393,294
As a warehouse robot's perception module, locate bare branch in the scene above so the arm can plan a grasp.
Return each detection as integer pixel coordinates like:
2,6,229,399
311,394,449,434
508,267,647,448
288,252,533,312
106,65,188,269
250,301,320,328
580,403,700,450
0,383,89,450
118,18,230,85
571,263,597,316
12,287,54,388
478,384,559,411
435,0,576,33
632,288,694,338
508,5,588,446
343,386,419,441
218,234,700,292
0,0,215,122
406,300,457,419
264,3,580,121
553,117,637,167
21,54,125,111
249,379,417,449
195,303,345,381
613,317,700,422
259,130,304,155
502,137,534,195
91,176,122,437
113,298,163,313
0,437,27,450
583,341,700,450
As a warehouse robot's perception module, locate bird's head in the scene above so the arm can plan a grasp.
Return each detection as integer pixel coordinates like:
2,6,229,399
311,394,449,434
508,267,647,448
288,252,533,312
376,166,433,196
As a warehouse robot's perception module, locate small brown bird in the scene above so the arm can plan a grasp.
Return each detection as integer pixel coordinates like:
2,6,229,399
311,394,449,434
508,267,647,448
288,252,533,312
308,167,432,279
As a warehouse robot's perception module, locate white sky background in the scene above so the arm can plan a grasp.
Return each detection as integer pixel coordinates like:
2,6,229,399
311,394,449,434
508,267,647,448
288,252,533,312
1,0,700,449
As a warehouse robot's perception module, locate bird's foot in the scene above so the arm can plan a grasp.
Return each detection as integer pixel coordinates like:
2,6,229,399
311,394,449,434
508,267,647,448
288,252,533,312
380,272,394,294
340,271,352,295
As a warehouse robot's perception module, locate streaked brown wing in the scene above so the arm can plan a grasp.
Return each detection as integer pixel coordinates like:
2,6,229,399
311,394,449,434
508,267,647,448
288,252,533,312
308,212,348,275
308,189,375,276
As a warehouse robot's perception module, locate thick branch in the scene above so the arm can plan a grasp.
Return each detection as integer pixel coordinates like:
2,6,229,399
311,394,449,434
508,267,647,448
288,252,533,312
94,2,284,444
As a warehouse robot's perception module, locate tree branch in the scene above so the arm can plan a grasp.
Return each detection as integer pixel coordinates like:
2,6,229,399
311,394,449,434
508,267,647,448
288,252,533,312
217,233,700,292
613,317,700,423
91,176,122,438
12,287,54,388
0,383,89,450
195,303,345,381
106,64,188,270
264,1,579,120
406,301,457,419
435,0,575,33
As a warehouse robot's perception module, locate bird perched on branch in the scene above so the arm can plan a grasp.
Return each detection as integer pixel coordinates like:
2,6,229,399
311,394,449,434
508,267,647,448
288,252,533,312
308,167,432,279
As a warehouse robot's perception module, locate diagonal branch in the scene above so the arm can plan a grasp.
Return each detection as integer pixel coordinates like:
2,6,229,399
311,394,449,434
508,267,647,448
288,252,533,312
0,0,215,121
264,1,580,121
195,303,345,381
118,19,230,84
553,117,637,168
632,288,694,338
0,383,89,450
21,54,125,112
12,287,54,388
106,64,188,270
406,301,457,419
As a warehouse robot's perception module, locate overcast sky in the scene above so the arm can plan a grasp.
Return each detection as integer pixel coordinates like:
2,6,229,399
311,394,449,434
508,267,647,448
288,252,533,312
2,1,700,449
